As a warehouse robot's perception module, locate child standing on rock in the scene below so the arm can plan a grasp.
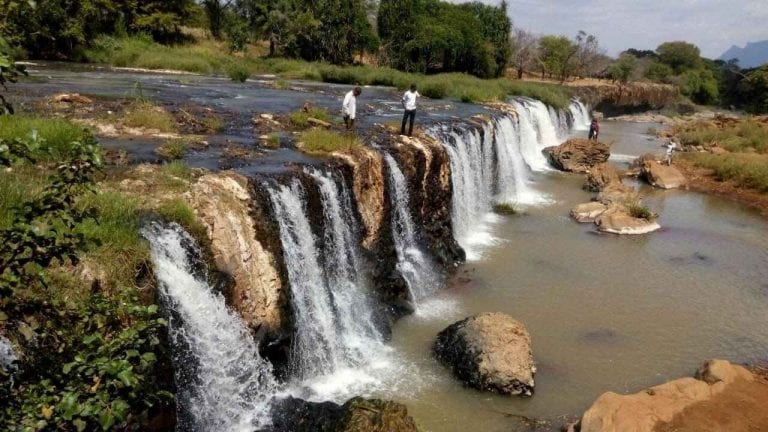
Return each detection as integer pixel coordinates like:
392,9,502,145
665,139,677,166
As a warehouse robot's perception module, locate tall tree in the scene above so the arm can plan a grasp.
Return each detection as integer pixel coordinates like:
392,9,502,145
656,41,701,73
510,29,539,79
539,35,577,82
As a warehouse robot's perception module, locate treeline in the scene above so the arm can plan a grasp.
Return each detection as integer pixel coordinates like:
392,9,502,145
0,0,512,78
510,29,607,83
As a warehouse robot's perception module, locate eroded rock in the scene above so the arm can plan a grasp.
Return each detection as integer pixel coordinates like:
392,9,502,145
595,206,661,235
570,202,608,223
434,312,535,396
640,160,687,189
544,139,610,173
584,163,621,192
188,172,284,338
579,360,759,432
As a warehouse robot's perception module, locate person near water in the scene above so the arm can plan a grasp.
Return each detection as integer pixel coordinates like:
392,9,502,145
401,84,420,137
342,86,362,130
588,119,600,141
665,139,677,165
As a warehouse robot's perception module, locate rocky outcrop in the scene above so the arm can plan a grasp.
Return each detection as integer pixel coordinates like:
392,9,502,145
570,202,608,223
579,360,765,432
584,163,621,192
188,173,284,338
332,147,386,249
434,312,535,396
544,139,610,173
270,397,419,432
572,82,678,117
640,159,687,189
595,206,661,235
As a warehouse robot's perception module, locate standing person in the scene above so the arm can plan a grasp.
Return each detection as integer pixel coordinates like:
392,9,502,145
588,119,600,141
665,139,677,166
401,84,420,137
342,86,362,131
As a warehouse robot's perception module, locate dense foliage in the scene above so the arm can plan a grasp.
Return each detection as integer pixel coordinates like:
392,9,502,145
0,0,197,58
378,0,511,77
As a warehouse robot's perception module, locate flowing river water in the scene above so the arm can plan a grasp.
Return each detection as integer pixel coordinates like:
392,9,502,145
13,65,768,431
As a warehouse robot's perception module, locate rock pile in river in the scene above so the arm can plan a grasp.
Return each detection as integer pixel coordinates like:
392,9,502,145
577,359,768,432
639,158,687,189
544,139,610,173
433,312,535,396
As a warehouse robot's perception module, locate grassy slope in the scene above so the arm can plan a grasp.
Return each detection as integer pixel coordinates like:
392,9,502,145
81,35,574,108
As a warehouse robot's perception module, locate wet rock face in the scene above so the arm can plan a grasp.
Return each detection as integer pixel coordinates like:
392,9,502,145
434,312,535,396
187,173,285,339
269,397,419,432
579,360,759,432
640,159,687,189
544,139,610,173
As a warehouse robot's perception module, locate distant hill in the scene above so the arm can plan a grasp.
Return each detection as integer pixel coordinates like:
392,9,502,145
719,41,768,69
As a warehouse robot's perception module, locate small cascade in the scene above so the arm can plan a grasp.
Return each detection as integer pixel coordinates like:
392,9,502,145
265,173,388,400
383,154,442,303
142,222,277,432
569,99,592,131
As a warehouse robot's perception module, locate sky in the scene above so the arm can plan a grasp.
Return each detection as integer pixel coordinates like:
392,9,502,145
447,0,768,59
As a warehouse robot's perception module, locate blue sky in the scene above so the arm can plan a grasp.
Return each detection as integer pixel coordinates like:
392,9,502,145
447,0,768,58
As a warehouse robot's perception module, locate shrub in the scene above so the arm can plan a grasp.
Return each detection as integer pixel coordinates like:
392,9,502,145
421,82,448,99
227,64,251,82
156,139,189,160
628,200,655,220
289,107,332,128
123,102,177,132
298,129,361,153
265,133,281,149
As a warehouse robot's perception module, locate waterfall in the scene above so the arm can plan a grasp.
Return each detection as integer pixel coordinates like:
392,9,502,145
432,99,587,259
142,222,277,432
265,173,389,401
569,99,592,131
383,154,442,303
0,336,17,372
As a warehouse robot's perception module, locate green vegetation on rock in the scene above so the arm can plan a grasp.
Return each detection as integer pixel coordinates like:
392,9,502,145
299,129,361,154
123,101,177,132
0,116,91,160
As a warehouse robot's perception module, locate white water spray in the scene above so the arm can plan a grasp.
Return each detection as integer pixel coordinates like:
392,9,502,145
142,222,277,432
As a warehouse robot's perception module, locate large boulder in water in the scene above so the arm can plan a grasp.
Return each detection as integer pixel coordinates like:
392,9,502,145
584,163,622,192
433,312,535,396
640,159,687,189
595,206,661,235
578,360,765,432
544,139,610,173
269,396,419,432
571,202,608,223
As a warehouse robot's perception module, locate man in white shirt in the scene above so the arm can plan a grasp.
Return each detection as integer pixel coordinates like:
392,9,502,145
401,84,420,137
342,86,362,130
665,139,677,166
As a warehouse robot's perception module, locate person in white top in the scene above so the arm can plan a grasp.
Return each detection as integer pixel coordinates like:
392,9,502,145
342,86,362,130
401,84,420,136
665,138,677,166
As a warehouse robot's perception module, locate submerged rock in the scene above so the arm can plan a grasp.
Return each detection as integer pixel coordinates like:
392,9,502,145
543,139,610,173
433,312,535,396
579,359,764,432
640,159,687,189
269,397,419,432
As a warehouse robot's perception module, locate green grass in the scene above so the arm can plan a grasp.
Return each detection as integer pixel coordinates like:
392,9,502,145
156,138,189,160
264,133,281,149
676,119,768,153
0,165,47,229
162,160,193,179
289,107,332,128
123,102,177,132
0,116,92,160
82,36,574,108
682,153,768,192
298,129,361,153
627,200,656,220
156,198,208,242
227,64,251,82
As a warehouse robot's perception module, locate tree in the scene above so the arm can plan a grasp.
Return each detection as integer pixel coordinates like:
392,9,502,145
203,0,229,40
739,65,768,113
510,29,539,79
0,35,26,114
572,30,602,78
645,61,674,81
539,35,577,82
656,41,701,73
608,53,637,84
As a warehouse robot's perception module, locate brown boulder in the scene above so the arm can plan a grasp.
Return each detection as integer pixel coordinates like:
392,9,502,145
595,206,660,235
543,139,610,173
434,312,535,396
596,182,639,205
570,202,608,223
584,163,621,192
52,93,92,104
579,360,759,432
641,160,687,189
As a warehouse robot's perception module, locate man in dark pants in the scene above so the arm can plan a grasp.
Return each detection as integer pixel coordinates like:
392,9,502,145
401,84,420,137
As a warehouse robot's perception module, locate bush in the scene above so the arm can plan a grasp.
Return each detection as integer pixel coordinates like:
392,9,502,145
298,129,361,153
227,64,251,82
156,139,189,160
628,200,655,220
123,102,177,132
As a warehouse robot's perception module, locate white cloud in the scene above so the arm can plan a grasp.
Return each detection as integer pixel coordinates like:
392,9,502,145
445,0,768,58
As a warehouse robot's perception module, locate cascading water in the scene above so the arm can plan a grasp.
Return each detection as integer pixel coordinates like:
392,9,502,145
569,99,592,131
142,222,277,432
265,174,390,401
383,154,442,303
433,99,589,259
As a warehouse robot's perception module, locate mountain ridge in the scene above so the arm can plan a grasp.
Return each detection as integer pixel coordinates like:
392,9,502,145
719,40,768,69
